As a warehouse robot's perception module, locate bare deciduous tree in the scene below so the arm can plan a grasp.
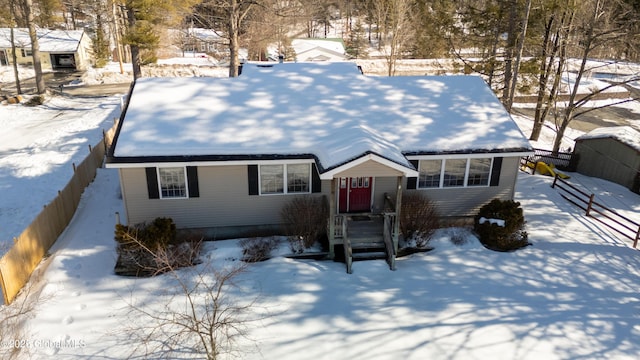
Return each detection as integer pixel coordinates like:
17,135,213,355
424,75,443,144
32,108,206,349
117,232,260,359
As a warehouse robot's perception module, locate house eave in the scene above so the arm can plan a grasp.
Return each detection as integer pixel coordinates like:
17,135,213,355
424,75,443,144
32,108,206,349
404,147,535,159
319,152,419,180
105,154,318,169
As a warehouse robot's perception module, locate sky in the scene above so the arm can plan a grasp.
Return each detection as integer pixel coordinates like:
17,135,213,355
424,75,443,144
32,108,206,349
0,60,639,359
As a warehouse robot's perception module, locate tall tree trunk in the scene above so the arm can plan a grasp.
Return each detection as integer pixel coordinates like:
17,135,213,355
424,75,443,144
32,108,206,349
10,27,22,94
24,0,46,94
506,0,532,112
530,13,558,141
501,1,518,106
127,6,142,79
553,1,595,154
531,6,575,142
228,0,240,77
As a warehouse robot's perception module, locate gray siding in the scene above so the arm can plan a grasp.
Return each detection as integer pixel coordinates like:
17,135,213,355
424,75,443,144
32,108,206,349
404,157,520,217
119,156,521,231
333,160,404,178
575,138,640,190
120,166,330,230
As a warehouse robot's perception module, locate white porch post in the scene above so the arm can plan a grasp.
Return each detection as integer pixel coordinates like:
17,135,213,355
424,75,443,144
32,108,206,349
328,178,336,259
394,176,403,252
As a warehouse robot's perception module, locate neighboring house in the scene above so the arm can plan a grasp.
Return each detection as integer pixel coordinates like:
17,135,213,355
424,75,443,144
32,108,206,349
0,28,92,71
574,126,640,194
106,62,533,263
180,28,225,55
291,38,347,62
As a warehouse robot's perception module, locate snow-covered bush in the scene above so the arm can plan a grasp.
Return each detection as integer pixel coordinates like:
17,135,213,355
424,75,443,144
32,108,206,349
474,199,529,251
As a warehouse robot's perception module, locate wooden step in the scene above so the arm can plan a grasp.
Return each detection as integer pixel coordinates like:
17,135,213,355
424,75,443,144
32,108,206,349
352,251,387,261
351,242,385,251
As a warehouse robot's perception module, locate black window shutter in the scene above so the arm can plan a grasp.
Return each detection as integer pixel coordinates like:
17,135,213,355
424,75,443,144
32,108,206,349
145,167,160,199
187,166,199,198
490,157,503,187
248,165,259,195
312,163,322,193
407,159,419,189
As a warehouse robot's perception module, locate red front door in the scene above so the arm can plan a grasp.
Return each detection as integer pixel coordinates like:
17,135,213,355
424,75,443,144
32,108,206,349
338,177,372,213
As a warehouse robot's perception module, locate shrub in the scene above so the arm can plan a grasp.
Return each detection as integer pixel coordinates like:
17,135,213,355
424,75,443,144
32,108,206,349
114,218,194,276
115,217,176,251
399,192,440,246
281,196,328,250
240,237,280,262
24,95,44,106
474,199,529,251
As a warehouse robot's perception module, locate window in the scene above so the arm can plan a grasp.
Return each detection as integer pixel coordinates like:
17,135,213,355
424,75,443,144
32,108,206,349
259,163,310,195
467,158,491,186
418,160,442,188
21,49,32,57
287,164,310,193
417,158,493,188
443,159,466,187
260,165,284,194
159,167,187,198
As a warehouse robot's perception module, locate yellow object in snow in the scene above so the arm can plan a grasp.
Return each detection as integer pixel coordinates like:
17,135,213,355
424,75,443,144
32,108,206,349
532,161,571,179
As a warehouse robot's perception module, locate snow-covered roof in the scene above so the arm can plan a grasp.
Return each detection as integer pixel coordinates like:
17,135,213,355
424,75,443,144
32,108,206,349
109,62,533,173
576,126,640,152
0,28,84,52
291,38,346,55
187,28,222,42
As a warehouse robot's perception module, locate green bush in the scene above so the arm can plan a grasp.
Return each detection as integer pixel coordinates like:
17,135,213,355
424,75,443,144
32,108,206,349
115,217,176,251
400,192,440,246
281,196,328,251
474,199,529,251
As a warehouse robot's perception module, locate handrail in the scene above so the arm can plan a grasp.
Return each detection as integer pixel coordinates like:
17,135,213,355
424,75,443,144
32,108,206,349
383,212,397,270
343,232,352,274
383,192,396,212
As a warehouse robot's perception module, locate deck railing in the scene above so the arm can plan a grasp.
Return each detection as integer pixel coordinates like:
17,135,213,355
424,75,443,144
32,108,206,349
344,235,353,274
383,213,397,270
333,215,346,239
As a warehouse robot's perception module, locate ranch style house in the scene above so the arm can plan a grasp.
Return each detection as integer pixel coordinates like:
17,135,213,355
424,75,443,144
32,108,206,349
106,62,534,267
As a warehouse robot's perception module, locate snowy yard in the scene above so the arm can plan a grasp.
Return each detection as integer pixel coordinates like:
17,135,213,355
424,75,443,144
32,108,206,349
10,168,640,359
1,61,639,359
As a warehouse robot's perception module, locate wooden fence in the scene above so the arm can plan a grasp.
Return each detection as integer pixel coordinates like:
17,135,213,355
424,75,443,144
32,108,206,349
0,120,119,304
551,175,640,248
521,148,577,171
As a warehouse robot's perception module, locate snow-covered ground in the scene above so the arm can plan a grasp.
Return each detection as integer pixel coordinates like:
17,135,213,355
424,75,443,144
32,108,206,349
7,164,640,360
0,95,122,254
0,58,639,359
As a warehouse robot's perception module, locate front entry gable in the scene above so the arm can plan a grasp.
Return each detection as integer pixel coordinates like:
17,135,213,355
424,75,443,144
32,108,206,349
319,153,418,180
